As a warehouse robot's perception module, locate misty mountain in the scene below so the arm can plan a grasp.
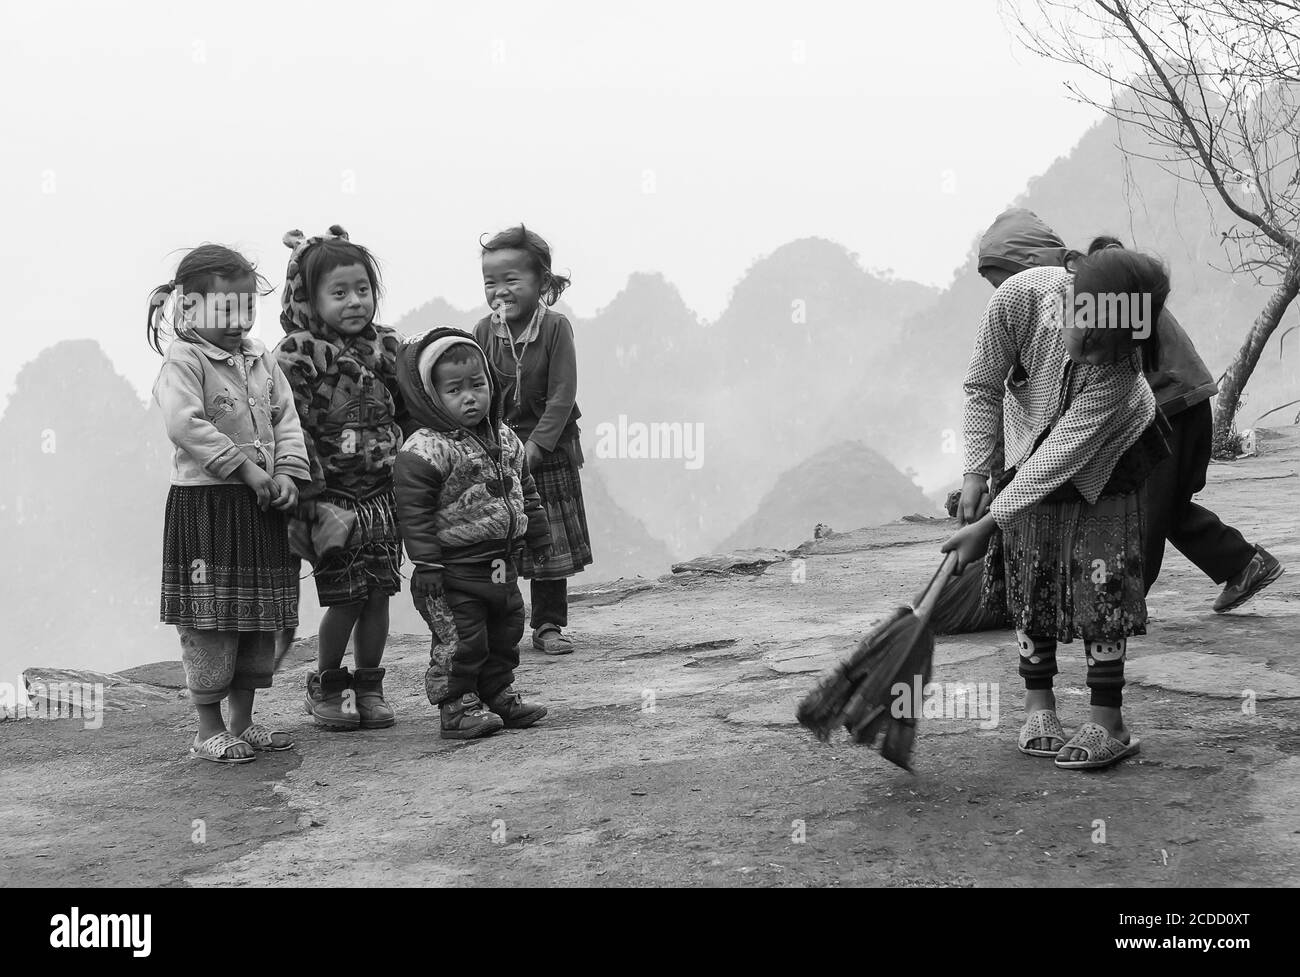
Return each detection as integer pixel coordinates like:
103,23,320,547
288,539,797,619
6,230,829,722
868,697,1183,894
718,440,933,551
839,114,1300,489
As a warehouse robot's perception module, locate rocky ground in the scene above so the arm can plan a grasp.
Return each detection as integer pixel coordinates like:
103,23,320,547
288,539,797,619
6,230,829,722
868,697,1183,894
3,427,1298,887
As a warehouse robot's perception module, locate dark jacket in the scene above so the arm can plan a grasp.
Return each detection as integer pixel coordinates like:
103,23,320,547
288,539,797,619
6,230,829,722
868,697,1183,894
472,309,582,453
977,208,1218,418
392,327,551,569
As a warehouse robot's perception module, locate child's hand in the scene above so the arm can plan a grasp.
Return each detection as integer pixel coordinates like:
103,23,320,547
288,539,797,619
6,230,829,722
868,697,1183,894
238,459,277,511
412,567,444,600
272,475,299,511
525,440,544,473
532,544,553,566
959,473,989,525
941,513,997,573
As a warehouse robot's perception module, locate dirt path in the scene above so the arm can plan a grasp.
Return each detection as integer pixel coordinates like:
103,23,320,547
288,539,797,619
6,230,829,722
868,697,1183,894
4,429,1298,887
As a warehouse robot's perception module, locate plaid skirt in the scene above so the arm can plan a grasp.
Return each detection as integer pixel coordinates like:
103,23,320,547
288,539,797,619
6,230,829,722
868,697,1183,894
520,441,592,580
989,489,1148,643
160,484,299,630
311,489,403,605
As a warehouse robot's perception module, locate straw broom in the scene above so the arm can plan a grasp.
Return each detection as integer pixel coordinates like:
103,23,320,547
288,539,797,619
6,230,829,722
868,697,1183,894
796,550,960,771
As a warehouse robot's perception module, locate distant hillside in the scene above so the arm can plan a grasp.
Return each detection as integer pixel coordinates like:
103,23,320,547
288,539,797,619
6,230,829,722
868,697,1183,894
718,441,935,551
837,114,1300,489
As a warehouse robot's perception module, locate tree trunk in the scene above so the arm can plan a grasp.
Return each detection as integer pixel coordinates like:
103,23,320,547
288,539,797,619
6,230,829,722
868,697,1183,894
1212,248,1300,457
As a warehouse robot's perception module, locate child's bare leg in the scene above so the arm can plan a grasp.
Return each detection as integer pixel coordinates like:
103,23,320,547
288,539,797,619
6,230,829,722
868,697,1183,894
228,688,255,737
353,590,390,669
318,601,365,671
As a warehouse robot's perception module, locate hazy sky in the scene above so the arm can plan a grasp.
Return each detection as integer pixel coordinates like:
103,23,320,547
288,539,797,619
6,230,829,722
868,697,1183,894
1,0,1100,405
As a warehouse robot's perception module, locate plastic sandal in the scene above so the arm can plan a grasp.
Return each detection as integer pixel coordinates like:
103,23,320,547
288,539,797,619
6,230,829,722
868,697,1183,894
190,731,255,764
1018,709,1067,757
532,625,574,656
236,722,294,752
1054,721,1141,770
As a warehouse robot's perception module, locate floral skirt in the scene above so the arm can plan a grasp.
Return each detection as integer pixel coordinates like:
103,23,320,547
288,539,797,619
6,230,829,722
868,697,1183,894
987,489,1147,643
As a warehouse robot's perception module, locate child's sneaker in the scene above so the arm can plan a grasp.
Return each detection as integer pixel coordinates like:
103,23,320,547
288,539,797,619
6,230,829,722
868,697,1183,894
485,686,548,729
304,667,361,730
352,666,396,729
440,693,504,740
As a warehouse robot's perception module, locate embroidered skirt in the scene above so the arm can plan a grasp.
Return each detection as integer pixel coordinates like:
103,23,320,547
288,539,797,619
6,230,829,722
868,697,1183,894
520,440,593,580
989,489,1147,643
311,489,403,605
160,485,299,631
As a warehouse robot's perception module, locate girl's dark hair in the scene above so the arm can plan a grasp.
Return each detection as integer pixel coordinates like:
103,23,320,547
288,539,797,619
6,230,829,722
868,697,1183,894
1071,247,1169,369
480,224,571,306
1087,234,1125,254
301,235,384,313
146,244,271,355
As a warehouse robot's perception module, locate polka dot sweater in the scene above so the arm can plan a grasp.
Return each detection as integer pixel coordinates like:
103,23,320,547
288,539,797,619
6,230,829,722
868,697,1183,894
961,267,1155,527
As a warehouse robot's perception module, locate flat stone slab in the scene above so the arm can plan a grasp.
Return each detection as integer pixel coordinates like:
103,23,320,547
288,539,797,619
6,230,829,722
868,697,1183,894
115,660,186,689
671,549,788,575
4,667,176,720
1126,652,1300,699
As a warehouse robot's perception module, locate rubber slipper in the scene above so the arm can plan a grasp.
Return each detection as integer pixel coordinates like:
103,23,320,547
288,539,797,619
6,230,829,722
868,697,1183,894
190,731,255,764
1054,721,1140,770
1018,709,1067,757
532,626,574,655
236,722,294,752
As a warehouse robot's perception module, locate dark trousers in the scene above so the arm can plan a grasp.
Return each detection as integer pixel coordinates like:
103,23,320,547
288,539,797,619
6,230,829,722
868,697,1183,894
1142,399,1255,591
529,577,568,629
443,563,525,701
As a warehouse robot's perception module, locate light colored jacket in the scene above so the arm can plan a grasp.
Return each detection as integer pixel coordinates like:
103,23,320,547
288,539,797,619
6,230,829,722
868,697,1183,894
962,267,1156,527
153,334,311,487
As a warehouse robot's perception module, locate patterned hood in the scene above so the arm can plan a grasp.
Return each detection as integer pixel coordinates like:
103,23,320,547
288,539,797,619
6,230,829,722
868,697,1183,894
280,224,364,341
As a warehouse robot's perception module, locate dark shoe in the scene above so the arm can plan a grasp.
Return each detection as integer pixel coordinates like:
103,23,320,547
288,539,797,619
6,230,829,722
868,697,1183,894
352,666,396,729
304,668,360,730
532,625,574,655
1214,545,1285,612
485,685,548,729
439,693,504,740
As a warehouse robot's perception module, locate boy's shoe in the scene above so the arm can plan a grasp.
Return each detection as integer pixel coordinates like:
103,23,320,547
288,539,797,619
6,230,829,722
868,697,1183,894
304,667,361,730
1214,545,1285,612
440,693,504,740
485,686,548,729
352,666,396,729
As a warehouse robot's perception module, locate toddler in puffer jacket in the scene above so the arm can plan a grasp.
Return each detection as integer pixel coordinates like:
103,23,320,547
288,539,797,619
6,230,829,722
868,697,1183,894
393,327,553,740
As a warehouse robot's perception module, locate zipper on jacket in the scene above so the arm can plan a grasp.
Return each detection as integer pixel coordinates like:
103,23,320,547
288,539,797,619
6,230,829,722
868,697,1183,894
468,430,516,561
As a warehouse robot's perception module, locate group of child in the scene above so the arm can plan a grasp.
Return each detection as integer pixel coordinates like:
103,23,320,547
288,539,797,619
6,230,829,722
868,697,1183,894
149,210,1278,774
147,224,591,763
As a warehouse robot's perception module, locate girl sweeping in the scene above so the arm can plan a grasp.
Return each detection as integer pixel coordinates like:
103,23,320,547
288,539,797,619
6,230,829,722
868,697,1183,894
473,225,592,654
276,226,409,730
149,244,310,763
943,247,1170,770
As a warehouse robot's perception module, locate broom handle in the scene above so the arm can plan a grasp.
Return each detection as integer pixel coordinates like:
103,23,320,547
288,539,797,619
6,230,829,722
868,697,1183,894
912,550,960,624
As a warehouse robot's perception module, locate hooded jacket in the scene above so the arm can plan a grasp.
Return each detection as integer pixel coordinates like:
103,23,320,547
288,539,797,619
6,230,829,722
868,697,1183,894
977,208,1217,417
274,226,410,500
393,327,551,569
